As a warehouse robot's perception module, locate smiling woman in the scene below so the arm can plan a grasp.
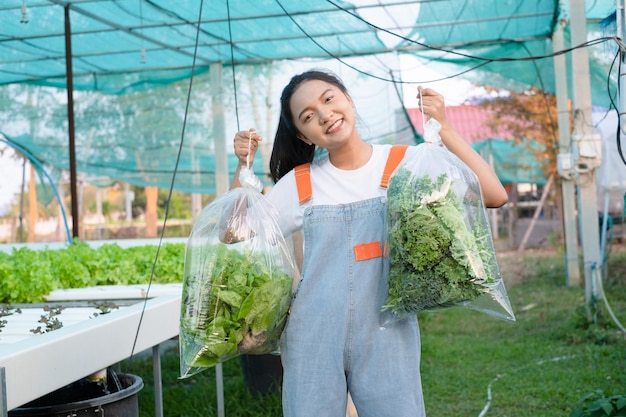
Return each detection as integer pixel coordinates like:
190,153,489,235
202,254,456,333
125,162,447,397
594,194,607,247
229,68,508,417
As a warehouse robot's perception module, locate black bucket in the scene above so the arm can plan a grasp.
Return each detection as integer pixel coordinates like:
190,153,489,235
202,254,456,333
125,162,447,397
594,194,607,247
9,370,143,417
240,354,283,398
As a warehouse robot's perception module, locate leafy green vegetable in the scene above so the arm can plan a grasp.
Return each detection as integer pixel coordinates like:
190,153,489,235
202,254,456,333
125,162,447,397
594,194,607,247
0,241,185,304
180,243,292,371
383,168,497,317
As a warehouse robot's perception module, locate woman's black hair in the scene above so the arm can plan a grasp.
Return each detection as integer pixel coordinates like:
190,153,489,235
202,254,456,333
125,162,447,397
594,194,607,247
268,69,349,183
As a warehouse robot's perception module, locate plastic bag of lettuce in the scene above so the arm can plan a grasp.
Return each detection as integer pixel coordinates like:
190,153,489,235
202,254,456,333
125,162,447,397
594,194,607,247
382,118,515,325
179,164,296,378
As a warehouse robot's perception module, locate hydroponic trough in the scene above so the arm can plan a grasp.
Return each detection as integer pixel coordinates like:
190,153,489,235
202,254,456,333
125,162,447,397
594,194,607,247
0,293,180,413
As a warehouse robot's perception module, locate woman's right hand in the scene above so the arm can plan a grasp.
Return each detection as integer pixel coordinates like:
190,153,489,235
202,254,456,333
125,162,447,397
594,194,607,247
233,128,262,166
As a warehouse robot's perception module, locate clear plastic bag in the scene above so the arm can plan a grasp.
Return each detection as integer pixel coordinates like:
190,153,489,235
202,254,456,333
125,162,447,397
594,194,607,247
382,118,515,324
179,166,296,378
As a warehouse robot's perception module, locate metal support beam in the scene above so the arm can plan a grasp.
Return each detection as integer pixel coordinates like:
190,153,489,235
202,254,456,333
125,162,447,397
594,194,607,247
553,20,580,286
212,63,229,196
152,344,164,417
569,0,602,316
210,62,227,417
64,5,79,239
1,367,6,417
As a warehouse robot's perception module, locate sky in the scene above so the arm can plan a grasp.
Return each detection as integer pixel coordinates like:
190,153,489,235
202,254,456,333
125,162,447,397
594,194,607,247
0,149,24,213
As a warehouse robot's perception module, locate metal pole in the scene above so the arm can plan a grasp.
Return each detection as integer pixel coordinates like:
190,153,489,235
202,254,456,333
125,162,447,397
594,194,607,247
19,158,25,243
210,62,226,417
553,20,581,286
216,363,225,417
518,173,555,251
1,367,7,417
212,63,229,196
569,0,603,317
64,5,80,239
152,344,164,417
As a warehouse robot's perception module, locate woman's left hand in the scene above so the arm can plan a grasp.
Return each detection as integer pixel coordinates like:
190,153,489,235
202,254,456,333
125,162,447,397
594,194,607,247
417,86,508,208
417,86,448,126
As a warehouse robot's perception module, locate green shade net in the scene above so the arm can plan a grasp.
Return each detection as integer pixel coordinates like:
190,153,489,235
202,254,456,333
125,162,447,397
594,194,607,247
472,139,548,186
0,0,619,194
396,0,617,108
0,69,267,194
0,0,389,94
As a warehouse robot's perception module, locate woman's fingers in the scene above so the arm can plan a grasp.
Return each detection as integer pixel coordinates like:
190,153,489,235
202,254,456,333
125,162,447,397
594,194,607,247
233,129,262,163
417,87,446,121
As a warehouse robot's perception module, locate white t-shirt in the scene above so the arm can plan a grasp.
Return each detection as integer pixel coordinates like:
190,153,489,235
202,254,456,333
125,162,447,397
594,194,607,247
266,144,418,237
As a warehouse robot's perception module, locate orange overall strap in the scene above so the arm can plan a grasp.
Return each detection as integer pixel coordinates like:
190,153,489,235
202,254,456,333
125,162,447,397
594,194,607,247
380,144,409,188
294,163,312,205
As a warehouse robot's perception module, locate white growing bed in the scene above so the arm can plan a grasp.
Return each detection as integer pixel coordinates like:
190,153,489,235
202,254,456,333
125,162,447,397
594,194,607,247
0,290,181,413
0,239,203,417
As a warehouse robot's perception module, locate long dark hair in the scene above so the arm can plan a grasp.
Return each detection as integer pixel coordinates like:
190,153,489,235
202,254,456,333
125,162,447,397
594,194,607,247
268,69,349,183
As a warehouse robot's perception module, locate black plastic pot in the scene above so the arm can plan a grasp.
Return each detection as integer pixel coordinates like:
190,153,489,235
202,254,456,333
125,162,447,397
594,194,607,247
240,354,283,398
8,371,143,417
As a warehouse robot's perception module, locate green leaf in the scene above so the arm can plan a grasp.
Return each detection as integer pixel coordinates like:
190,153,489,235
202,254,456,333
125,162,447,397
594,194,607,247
217,290,243,308
181,243,292,369
600,401,615,416
384,169,499,317
0,241,186,304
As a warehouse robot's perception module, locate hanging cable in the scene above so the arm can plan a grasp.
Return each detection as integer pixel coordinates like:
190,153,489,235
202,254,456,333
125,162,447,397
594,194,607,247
227,0,241,132
271,0,618,106
126,0,205,360
275,0,492,84
388,70,422,144
325,0,614,64
612,47,626,165
593,262,626,333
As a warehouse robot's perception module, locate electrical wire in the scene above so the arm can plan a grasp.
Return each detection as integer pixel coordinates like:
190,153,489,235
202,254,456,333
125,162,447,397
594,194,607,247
477,375,499,417
227,0,241,132
611,48,626,165
126,0,205,361
388,70,423,144
477,355,576,416
272,0,619,99
325,0,615,64
274,0,493,84
581,34,626,336
593,262,626,333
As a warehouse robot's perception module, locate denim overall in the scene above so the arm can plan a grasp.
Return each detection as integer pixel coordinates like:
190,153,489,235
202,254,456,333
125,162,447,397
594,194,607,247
281,147,426,417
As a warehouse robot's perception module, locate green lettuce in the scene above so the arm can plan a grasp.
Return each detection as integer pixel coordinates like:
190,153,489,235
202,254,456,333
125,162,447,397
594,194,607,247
180,244,292,370
383,168,497,317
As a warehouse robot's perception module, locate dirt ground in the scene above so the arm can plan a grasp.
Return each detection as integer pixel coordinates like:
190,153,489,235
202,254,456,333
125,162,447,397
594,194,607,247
493,218,626,288
494,218,562,252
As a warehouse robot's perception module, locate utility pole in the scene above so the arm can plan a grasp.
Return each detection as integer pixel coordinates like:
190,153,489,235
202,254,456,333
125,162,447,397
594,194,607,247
569,0,603,319
553,19,580,286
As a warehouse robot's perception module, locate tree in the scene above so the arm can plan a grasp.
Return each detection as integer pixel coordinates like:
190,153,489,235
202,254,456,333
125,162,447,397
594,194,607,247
478,86,561,179
477,87,572,246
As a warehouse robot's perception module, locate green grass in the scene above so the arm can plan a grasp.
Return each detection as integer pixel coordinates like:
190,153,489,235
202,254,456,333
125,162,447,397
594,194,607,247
120,247,626,417
120,352,283,417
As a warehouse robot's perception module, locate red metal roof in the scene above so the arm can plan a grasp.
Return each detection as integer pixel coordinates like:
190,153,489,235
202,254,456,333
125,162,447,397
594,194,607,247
406,104,514,144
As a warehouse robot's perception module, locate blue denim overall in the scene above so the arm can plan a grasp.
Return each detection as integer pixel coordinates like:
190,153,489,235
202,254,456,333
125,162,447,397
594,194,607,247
281,148,426,417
